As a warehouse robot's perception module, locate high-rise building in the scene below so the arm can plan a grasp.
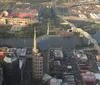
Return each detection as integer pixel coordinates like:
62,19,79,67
2,54,21,85
1,48,26,85
0,67,3,85
32,25,43,79
32,56,43,79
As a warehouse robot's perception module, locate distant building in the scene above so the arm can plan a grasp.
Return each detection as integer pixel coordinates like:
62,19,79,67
4,18,38,26
32,56,43,79
0,3,39,26
17,0,51,3
0,0,16,2
79,0,98,2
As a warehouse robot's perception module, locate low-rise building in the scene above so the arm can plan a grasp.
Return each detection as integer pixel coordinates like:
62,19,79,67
63,74,76,85
94,73,100,81
49,78,62,85
76,53,88,61
96,62,100,71
5,18,38,26
79,14,87,19
81,72,96,84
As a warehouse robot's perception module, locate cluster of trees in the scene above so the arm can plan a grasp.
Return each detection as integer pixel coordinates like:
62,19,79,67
80,22,100,30
75,43,94,49
0,28,15,38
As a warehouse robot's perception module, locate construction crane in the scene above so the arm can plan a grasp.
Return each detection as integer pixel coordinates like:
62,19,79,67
52,0,100,55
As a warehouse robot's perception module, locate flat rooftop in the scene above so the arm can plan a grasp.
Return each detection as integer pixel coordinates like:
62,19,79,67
8,3,39,11
0,3,6,10
0,47,27,56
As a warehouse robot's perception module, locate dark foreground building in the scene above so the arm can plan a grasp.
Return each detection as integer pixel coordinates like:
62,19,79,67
2,54,21,85
0,49,26,85
0,66,3,85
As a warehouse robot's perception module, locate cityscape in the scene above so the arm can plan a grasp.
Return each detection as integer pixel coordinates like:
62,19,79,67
0,0,100,85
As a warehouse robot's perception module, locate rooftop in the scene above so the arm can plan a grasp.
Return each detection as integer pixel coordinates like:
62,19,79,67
16,48,27,56
1,47,26,70
7,48,27,56
76,53,88,60
81,72,96,82
11,10,33,14
95,73,100,80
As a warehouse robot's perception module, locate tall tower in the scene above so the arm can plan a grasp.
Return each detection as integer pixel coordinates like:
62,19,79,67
32,28,38,54
47,20,50,35
32,23,43,79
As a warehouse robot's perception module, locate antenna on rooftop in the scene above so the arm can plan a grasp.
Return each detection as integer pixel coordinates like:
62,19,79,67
32,22,40,56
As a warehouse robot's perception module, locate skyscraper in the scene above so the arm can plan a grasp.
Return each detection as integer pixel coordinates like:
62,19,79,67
2,54,21,85
32,56,43,79
0,67,3,85
32,25,43,79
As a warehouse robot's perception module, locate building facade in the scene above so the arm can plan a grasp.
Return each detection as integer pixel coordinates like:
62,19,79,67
0,18,38,26
32,56,43,79
0,67,3,85
2,55,21,85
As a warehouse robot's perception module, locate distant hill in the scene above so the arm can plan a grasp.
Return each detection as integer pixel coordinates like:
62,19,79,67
18,0,51,3
0,0,52,3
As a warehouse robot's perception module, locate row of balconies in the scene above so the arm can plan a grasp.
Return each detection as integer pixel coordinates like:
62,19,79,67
33,68,43,71
33,71,43,79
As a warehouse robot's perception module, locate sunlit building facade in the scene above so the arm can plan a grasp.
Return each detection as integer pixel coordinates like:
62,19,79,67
33,56,43,79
